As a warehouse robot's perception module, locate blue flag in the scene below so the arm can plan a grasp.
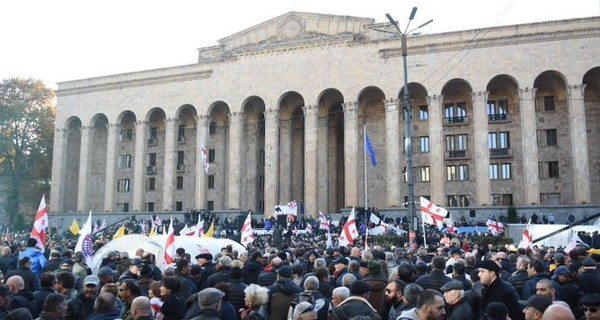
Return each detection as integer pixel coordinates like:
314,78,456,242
365,132,377,166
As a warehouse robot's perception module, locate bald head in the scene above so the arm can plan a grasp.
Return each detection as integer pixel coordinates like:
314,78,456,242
542,304,575,320
6,276,24,292
131,296,152,319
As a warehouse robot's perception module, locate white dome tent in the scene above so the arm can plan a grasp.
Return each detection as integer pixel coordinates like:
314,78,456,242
91,235,246,274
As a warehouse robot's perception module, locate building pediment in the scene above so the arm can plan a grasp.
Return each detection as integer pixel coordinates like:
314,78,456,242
197,12,374,62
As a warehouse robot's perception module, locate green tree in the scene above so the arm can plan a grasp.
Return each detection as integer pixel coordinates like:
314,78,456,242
0,78,55,228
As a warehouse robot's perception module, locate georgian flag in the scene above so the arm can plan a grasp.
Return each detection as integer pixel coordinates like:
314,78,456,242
518,220,533,249
164,219,175,265
420,197,447,229
31,195,48,250
179,224,196,236
339,207,359,247
305,223,313,234
319,211,330,231
486,219,505,236
240,212,254,247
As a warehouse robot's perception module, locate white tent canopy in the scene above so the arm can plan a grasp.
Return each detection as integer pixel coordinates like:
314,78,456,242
91,235,246,274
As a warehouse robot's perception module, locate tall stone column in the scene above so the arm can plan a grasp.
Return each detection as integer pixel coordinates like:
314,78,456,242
567,84,591,203
132,121,147,211
343,102,359,207
518,88,540,204
384,99,401,206
472,91,491,205
195,116,210,209
303,105,319,217
76,126,92,212
427,95,445,204
264,109,280,217
162,118,177,211
50,128,67,212
103,123,119,212
227,112,244,209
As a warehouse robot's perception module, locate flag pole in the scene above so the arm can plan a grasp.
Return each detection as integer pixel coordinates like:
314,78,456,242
363,124,368,208
422,214,427,246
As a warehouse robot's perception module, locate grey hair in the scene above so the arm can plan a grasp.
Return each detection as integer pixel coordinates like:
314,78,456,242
314,258,326,268
303,276,319,291
332,286,350,301
341,273,356,288
244,284,269,306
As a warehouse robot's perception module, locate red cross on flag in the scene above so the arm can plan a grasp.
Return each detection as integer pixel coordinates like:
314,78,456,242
518,220,533,249
240,211,254,247
486,219,505,236
164,219,175,265
420,197,447,230
339,207,358,247
31,195,48,250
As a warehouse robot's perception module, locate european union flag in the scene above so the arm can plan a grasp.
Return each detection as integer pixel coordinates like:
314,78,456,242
365,132,377,166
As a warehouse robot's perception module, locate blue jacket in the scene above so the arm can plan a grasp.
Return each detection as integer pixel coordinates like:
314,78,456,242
19,247,47,277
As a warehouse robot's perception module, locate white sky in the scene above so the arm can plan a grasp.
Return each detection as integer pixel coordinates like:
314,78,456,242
0,0,598,89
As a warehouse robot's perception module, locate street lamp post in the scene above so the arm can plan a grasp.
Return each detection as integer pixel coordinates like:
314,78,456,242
386,8,432,243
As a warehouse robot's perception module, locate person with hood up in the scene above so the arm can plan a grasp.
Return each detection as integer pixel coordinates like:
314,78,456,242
267,265,302,320
362,259,387,315
331,280,382,320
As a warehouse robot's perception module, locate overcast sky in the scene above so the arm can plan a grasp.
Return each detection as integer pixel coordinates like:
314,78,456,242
1,0,598,89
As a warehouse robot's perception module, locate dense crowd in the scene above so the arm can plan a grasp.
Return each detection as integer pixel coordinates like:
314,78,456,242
0,217,598,320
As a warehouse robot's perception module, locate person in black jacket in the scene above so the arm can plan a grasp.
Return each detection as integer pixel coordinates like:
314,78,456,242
195,252,216,290
478,259,523,320
64,275,99,320
5,257,40,293
32,272,55,318
415,256,452,292
227,266,248,319
158,276,186,320
36,293,66,320
242,251,265,285
206,256,232,288
85,292,121,320
440,280,473,320
6,275,37,317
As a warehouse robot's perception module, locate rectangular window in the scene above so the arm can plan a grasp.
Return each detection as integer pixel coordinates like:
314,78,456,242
546,129,557,146
259,149,265,165
447,195,458,207
207,201,214,211
491,194,513,206
208,175,215,189
490,164,499,180
117,203,129,212
487,100,508,121
544,96,555,111
488,132,510,149
548,161,559,178
415,166,430,182
118,154,132,169
209,122,216,135
117,179,130,192
146,202,155,212
458,165,469,180
447,165,469,181
175,201,183,212
419,105,429,120
444,102,467,123
501,163,512,179
148,127,158,146
146,178,156,191
147,153,157,166
447,195,470,207
259,175,264,190
446,134,468,151
540,193,561,205
176,176,184,190
176,151,185,172
119,129,133,142
177,125,186,143
418,136,429,153
208,149,216,163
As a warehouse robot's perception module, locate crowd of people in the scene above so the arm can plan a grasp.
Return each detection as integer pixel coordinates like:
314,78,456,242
0,214,598,320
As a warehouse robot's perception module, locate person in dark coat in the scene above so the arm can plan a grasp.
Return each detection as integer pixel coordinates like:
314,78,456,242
314,267,333,300
242,251,264,285
195,251,216,290
0,285,13,319
6,274,37,317
362,260,387,316
205,256,232,289
440,280,473,320
477,259,523,320
0,246,16,275
32,272,55,318
508,256,530,298
577,257,600,295
36,293,66,320
42,251,61,274
158,276,186,320
227,266,248,319
300,276,330,320
267,265,302,320
415,256,452,292
5,256,40,293
257,257,281,287
332,280,382,320
85,292,121,320
522,258,560,300
174,259,197,302
189,288,225,320
64,275,99,320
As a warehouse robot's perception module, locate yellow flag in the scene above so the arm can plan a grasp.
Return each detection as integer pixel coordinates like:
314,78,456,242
203,219,215,238
149,224,155,237
113,225,126,240
69,219,80,236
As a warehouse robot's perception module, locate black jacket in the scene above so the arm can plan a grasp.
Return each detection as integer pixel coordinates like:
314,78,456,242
205,267,231,289
332,296,382,320
257,269,278,287
160,293,186,320
10,289,37,317
85,309,121,320
6,267,40,292
227,278,247,318
480,278,523,320
446,297,473,320
577,269,600,295
507,269,529,298
242,259,264,285
267,279,302,320
65,291,96,320
415,269,452,292
33,288,55,318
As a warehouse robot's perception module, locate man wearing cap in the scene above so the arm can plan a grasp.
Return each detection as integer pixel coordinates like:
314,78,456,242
0,285,14,318
440,280,472,320
333,257,349,287
363,259,387,316
64,275,99,320
445,248,463,274
578,257,600,295
478,259,523,320
332,280,382,319
97,266,116,289
119,257,143,282
552,265,580,313
522,295,552,320
267,265,302,320
581,293,600,320
189,288,225,320
195,251,216,290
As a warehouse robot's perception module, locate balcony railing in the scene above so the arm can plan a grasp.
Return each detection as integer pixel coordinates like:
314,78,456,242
176,164,185,173
147,138,158,146
444,116,467,125
146,166,157,174
488,114,508,121
490,148,512,157
445,150,469,159
177,136,185,144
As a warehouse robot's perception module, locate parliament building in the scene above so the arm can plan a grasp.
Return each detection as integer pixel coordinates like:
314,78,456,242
49,12,600,220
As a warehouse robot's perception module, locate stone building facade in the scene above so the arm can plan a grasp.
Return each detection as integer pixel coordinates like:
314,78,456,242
49,12,600,219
